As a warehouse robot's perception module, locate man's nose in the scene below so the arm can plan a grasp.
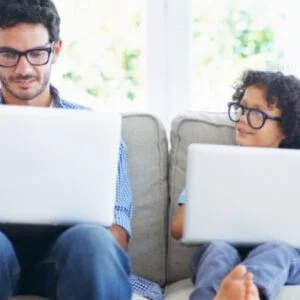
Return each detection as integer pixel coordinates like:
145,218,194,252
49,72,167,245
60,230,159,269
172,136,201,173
14,55,33,75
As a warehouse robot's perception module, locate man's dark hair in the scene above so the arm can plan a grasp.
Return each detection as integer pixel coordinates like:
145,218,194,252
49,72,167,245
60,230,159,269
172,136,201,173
0,0,60,42
232,70,300,148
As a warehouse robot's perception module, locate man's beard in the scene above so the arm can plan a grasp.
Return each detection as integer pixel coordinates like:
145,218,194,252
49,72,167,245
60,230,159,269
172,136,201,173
0,71,51,101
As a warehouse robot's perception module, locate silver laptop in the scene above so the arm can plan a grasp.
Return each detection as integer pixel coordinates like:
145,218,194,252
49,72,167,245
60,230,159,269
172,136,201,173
0,105,121,229
183,144,300,247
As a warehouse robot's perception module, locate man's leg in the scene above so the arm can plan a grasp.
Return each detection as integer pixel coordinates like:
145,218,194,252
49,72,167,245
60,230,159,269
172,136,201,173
189,241,241,300
243,242,300,300
0,232,20,299
32,224,132,300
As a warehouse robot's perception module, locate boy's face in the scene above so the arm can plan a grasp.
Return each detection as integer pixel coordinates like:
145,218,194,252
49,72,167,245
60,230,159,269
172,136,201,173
235,85,285,147
0,23,61,104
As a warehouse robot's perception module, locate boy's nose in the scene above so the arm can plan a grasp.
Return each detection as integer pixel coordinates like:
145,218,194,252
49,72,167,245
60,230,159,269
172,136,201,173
238,111,248,124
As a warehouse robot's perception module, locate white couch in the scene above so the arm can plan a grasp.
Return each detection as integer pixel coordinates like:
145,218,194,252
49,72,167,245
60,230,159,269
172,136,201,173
12,112,300,300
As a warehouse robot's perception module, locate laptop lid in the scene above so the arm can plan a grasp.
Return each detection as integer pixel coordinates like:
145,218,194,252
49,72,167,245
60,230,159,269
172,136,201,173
183,144,300,247
0,105,121,227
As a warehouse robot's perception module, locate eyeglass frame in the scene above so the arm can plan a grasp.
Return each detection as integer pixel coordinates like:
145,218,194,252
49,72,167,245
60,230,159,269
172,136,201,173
228,101,282,129
0,41,56,68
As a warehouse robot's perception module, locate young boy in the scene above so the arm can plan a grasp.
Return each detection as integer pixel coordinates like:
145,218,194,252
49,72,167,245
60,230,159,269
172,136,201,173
171,70,300,300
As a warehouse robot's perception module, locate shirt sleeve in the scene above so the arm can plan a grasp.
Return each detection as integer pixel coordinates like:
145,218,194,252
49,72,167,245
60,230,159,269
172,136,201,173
177,188,186,205
114,139,133,238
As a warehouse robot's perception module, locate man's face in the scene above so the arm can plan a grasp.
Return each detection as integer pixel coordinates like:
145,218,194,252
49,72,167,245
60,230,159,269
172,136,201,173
0,23,61,103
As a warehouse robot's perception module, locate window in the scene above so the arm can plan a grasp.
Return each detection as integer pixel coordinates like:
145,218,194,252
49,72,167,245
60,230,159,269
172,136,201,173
53,0,145,111
52,1,298,124
192,0,291,111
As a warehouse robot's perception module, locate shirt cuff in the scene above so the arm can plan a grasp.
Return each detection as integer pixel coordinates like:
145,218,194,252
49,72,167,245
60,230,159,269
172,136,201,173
178,189,186,205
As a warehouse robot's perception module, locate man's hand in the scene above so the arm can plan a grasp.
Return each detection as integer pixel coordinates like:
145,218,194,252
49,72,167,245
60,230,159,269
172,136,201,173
109,224,129,251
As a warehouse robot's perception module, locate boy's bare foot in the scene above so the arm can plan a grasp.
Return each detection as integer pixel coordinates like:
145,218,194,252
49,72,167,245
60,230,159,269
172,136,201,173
245,272,260,300
214,265,247,300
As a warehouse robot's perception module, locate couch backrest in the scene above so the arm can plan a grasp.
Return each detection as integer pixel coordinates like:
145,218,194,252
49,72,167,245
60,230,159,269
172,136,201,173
122,113,169,286
167,112,235,283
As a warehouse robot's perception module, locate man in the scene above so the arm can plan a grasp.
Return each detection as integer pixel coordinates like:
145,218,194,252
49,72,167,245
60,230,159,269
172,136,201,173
0,0,134,299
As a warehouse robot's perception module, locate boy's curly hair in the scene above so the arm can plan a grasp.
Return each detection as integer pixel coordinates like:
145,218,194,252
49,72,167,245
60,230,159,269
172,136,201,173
232,70,300,148
0,0,60,42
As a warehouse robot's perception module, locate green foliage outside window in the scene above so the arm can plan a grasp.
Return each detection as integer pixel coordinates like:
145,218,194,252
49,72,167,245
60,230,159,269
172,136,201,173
53,0,287,111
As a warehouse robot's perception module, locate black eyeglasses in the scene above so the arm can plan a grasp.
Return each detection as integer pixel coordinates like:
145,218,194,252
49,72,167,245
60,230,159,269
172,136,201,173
228,102,282,129
0,42,55,67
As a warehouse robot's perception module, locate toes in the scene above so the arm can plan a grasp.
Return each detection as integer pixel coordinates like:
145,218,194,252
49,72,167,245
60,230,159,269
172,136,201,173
245,273,260,300
230,265,247,280
245,286,259,300
245,272,254,288
221,265,247,291
216,266,247,300
245,272,253,281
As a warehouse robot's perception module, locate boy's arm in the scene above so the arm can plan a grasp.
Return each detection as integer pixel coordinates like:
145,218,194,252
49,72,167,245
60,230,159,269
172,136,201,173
171,205,185,240
171,188,187,240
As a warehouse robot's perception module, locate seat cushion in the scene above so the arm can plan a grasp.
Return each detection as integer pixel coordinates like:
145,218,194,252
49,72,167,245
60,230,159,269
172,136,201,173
11,115,163,300
165,279,300,300
132,294,148,300
168,112,235,283
164,278,193,300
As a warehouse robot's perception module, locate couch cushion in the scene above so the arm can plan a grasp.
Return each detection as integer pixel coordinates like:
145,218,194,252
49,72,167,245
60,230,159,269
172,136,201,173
167,112,235,283
164,278,300,300
10,114,167,298
122,113,169,286
164,278,193,300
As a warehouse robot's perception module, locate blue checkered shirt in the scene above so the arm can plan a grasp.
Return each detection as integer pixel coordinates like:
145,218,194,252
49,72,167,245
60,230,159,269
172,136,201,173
0,86,163,300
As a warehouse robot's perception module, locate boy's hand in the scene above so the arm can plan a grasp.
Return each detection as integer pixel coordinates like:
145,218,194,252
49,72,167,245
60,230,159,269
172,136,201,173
171,205,185,240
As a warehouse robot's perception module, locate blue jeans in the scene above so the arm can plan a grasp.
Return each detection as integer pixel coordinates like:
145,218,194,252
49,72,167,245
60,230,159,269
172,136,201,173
189,241,300,300
0,224,132,300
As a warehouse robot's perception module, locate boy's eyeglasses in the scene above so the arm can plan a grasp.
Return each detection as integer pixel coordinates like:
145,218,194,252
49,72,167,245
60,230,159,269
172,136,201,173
0,42,55,67
228,102,282,130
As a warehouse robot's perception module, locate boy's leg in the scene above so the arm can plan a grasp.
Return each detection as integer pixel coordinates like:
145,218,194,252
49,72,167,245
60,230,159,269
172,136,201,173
0,232,20,299
243,242,300,300
31,224,132,300
189,241,241,300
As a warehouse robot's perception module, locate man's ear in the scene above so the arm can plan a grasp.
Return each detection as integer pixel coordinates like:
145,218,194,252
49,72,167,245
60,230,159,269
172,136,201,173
52,40,62,64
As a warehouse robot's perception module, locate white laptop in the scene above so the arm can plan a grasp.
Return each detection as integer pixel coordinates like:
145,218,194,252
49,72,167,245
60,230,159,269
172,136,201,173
183,143,300,247
0,105,121,229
